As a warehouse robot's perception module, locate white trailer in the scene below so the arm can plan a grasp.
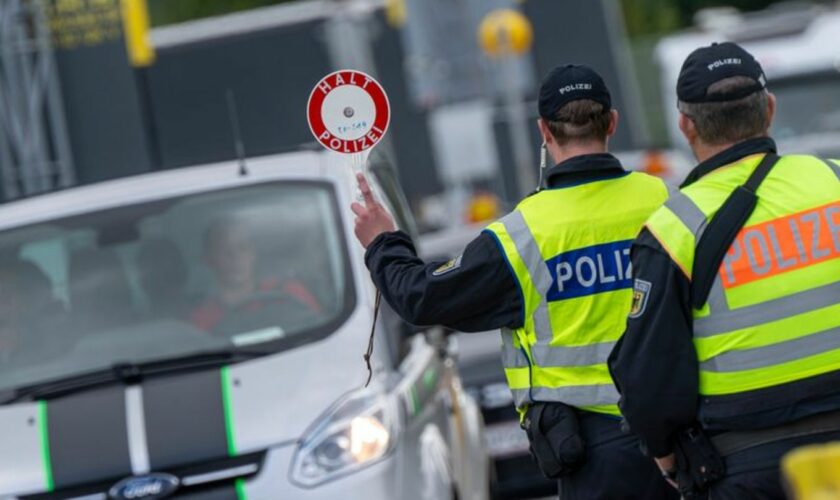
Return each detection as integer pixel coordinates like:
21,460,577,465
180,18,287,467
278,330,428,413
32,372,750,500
656,2,840,158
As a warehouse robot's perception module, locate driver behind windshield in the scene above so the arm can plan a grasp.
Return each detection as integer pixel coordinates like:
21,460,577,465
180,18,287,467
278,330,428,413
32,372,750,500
0,260,64,364
190,216,321,334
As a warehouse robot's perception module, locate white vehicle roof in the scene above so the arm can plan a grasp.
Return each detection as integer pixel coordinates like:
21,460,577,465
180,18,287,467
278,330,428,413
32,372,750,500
150,0,384,49
656,4,840,150
657,5,840,84
0,150,357,231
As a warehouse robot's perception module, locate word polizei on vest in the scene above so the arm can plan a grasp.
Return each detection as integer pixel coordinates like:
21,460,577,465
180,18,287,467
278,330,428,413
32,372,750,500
546,240,634,301
722,201,840,288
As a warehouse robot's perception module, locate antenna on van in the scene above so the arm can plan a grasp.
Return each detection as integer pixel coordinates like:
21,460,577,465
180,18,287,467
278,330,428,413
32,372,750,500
226,89,249,177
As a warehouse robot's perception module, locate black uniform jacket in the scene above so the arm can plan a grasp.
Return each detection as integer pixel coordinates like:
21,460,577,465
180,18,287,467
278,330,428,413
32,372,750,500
364,153,628,333
608,137,840,458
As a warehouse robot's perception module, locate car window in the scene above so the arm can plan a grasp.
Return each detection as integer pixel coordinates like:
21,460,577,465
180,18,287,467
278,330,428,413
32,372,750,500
0,182,354,392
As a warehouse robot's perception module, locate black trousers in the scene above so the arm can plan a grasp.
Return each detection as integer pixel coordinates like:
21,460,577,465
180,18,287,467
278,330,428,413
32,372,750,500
557,412,678,500
708,429,840,500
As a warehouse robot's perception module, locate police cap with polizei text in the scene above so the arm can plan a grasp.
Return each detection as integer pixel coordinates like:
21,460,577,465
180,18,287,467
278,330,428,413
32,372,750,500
677,42,767,103
538,64,612,120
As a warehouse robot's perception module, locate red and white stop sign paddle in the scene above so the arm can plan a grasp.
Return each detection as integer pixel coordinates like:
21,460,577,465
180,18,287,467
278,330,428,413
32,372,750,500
307,70,390,155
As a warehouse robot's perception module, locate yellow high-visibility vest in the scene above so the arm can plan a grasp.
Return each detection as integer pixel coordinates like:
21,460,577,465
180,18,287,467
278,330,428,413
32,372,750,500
644,154,840,397
485,171,669,416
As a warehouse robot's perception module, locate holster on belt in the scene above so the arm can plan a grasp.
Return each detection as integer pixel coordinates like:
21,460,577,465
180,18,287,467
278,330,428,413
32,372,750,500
673,425,726,499
672,410,840,497
521,402,586,479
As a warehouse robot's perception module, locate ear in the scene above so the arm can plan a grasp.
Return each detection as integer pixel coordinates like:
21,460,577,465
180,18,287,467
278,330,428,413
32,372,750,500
766,92,776,131
679,112,697,144
537,119,554,145
606,109,619,137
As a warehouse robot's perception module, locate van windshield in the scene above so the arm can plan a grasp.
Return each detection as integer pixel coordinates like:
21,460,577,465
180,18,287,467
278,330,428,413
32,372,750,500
0,182,354,393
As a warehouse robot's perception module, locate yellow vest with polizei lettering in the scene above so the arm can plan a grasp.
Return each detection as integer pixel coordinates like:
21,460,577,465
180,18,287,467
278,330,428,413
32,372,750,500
644,154,840,397
484,172,669,417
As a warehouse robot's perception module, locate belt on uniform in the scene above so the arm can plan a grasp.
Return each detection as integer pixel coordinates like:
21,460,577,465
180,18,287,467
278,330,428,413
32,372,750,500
712,409,840,457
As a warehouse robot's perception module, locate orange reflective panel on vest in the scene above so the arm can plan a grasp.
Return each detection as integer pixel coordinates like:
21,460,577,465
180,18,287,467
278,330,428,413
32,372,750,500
721,201,840,288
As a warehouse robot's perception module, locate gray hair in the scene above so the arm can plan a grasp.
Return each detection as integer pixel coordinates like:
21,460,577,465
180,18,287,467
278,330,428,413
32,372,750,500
678,76,770,145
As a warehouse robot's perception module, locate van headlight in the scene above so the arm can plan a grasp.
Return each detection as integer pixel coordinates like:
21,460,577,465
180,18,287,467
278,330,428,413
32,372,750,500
289,389,400,487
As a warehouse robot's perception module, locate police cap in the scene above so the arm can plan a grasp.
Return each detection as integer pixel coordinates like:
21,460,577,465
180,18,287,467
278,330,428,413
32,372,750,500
677,42,767,103
538,64,612,120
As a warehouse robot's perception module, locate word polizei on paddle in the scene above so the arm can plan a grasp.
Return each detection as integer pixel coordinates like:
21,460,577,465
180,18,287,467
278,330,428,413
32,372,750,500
307,69,391,387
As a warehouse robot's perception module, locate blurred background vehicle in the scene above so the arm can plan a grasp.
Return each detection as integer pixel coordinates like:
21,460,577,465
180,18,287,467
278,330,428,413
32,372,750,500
656,1,840,160
0,0,649,225
0,151,489,500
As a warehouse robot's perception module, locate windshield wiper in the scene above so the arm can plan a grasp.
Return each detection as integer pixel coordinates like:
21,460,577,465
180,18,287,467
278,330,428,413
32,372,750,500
0,349,266,405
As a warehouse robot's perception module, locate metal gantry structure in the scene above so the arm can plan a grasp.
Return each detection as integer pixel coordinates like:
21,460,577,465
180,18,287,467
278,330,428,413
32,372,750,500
0,0,75,201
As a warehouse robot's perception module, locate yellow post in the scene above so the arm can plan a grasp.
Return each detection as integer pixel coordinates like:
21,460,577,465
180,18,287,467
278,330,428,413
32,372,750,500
477,9,533,58
120,0,155,67
385,0,407,28
782,442,840,499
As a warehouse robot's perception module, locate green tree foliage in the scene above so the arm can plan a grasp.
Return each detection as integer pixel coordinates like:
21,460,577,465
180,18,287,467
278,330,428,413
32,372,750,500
148,0,296,27
621,0,800,37
622,0,682,37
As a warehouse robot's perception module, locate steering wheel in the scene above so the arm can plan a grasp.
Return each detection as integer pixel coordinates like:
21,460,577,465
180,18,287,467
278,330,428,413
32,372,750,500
230,289,306,312
210,288,316,338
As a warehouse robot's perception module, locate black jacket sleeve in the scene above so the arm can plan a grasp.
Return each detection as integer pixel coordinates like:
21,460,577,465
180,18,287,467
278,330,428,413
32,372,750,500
608,228,699,457
364,230,523,332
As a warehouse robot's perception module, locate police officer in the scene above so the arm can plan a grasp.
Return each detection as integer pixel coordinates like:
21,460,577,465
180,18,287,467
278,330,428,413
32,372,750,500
352,65,676,499
609,42,840,499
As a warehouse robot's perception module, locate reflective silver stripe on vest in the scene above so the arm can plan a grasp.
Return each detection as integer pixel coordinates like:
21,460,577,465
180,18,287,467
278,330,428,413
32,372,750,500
499,210,616,368
665,192,708,242
700,324,840,372
530,341,617,367
499,210,554,342
500,328,529,368
706,276,730,313
511,384,619,408
822,158,840,181
666,191,734,311
666,183,680,199
511,387,532,408
695,280,840,337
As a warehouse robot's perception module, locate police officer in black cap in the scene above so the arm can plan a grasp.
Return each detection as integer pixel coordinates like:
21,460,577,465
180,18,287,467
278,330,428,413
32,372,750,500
353,65,676,499
610,42,840,499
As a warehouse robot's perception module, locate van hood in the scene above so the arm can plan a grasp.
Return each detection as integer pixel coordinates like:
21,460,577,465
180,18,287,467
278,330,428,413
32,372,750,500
0,309,374,497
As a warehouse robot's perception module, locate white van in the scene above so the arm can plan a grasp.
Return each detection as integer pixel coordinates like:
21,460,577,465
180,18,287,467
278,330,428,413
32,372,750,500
0,151,489,500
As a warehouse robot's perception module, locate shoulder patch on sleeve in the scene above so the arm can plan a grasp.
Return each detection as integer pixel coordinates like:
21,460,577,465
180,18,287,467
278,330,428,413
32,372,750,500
628,279,652,319
432,254,463,276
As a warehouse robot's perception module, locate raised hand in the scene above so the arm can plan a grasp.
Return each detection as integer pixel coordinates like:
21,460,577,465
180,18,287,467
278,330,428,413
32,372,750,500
351,173,396,248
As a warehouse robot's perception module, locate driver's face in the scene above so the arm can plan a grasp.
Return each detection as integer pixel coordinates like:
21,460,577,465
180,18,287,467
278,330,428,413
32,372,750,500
206,228,256,289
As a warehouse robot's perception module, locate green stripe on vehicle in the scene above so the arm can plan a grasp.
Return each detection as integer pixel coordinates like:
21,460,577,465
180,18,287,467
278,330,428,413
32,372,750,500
410,387,419,416
38,401,54,492
423,367,438,389
221,367,237,456
235,478,247,500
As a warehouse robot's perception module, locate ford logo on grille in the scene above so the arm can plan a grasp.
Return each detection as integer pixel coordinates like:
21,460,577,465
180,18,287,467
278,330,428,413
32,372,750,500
109,473,179,500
